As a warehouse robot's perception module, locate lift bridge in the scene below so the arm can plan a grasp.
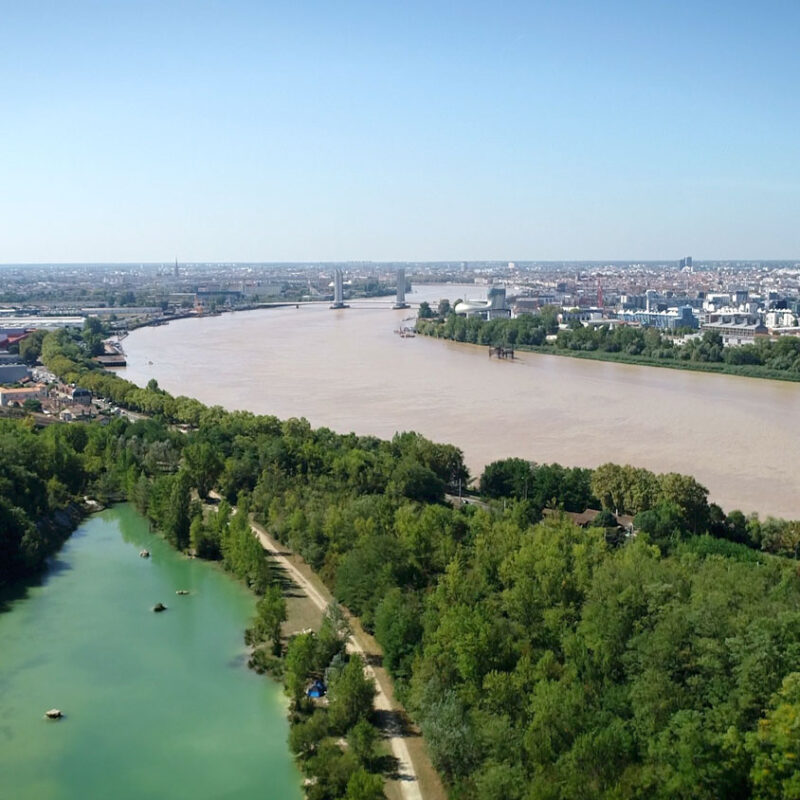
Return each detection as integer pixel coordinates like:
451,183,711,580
329,268,412,310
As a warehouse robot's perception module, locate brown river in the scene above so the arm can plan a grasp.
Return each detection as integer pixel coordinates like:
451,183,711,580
120,284,800,519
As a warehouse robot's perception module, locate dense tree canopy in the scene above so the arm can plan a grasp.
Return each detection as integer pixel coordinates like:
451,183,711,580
10,325,800,800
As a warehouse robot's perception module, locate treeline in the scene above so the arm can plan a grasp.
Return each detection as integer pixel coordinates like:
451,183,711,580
0,409,224,588
416,308,800,379
28,326,800,799
479,457,800,557
0,415,153,586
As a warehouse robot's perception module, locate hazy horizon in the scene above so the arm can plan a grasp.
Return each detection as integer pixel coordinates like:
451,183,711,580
1,257,798,269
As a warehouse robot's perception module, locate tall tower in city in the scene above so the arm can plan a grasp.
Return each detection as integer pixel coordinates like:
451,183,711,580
393,268,409,309
330,269,347,309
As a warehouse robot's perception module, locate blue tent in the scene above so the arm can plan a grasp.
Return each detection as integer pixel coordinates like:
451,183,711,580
306,679,327,699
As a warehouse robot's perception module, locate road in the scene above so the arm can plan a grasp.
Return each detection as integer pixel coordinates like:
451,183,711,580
206,489,425,800
248,519,424,800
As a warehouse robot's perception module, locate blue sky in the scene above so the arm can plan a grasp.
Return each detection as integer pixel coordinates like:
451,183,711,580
1,0,798,262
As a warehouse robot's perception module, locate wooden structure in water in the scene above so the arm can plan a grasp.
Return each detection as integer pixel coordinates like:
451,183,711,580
489,345,515,359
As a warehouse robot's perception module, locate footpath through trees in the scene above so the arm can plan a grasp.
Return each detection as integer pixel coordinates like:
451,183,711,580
210,490,440,800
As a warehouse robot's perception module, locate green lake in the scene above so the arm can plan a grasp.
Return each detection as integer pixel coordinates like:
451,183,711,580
0,504,302,800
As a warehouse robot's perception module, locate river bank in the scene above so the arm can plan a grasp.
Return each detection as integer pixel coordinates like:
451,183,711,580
420,332,800,383
245,513,446,800
423,329,800,382
118,298,800,519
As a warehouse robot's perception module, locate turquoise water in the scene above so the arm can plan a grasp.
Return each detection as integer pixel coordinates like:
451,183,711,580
0,505,302,800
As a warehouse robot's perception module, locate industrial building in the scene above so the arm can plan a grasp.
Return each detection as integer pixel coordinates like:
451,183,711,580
454,287,511,319
701,319,769,346
0,317,84,330
0,364,31,384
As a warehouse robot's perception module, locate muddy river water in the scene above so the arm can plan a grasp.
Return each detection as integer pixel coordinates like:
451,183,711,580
120,285,800,519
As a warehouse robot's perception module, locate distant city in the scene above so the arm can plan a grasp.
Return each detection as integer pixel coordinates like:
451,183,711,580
2,259,799,351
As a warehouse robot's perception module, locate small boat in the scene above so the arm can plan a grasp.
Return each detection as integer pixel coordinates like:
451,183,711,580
175,590,189,596
139,550,150,558
45,709,63,720
152,602,167,613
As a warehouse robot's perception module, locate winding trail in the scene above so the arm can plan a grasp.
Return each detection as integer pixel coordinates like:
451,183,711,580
245,515,425,800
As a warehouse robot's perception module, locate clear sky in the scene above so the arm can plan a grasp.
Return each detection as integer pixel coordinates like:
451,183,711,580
1,0,798,262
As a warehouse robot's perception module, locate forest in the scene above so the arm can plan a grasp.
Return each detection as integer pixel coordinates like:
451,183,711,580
2,324,800,799
415,305,800,381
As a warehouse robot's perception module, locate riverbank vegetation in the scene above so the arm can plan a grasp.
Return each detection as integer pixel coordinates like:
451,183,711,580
0,414,163,588
10,325,800,799
415,308,800,381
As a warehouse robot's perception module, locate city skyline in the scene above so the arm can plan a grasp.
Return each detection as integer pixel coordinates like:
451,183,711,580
2,0,799,262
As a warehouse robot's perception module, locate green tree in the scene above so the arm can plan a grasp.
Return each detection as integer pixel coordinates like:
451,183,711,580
420,690,479,781
347,718,378,767
633,501,687,548
374,588,423,678
335,535,405,628
183,440,223,498
748,673,800,799
315,603,350,671
288,708,329,757
327,655,376,734
18,330,47,364
479,458,532,499
388,458,445,504
418,301,435,319
285,632,317,707
591,462,628,513
659,472,710,533
163,470,191,549
248,584,287,655
306,741,359,800
344,768,385,800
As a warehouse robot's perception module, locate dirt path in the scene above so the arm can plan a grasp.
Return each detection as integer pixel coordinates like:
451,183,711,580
248,519,432,800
